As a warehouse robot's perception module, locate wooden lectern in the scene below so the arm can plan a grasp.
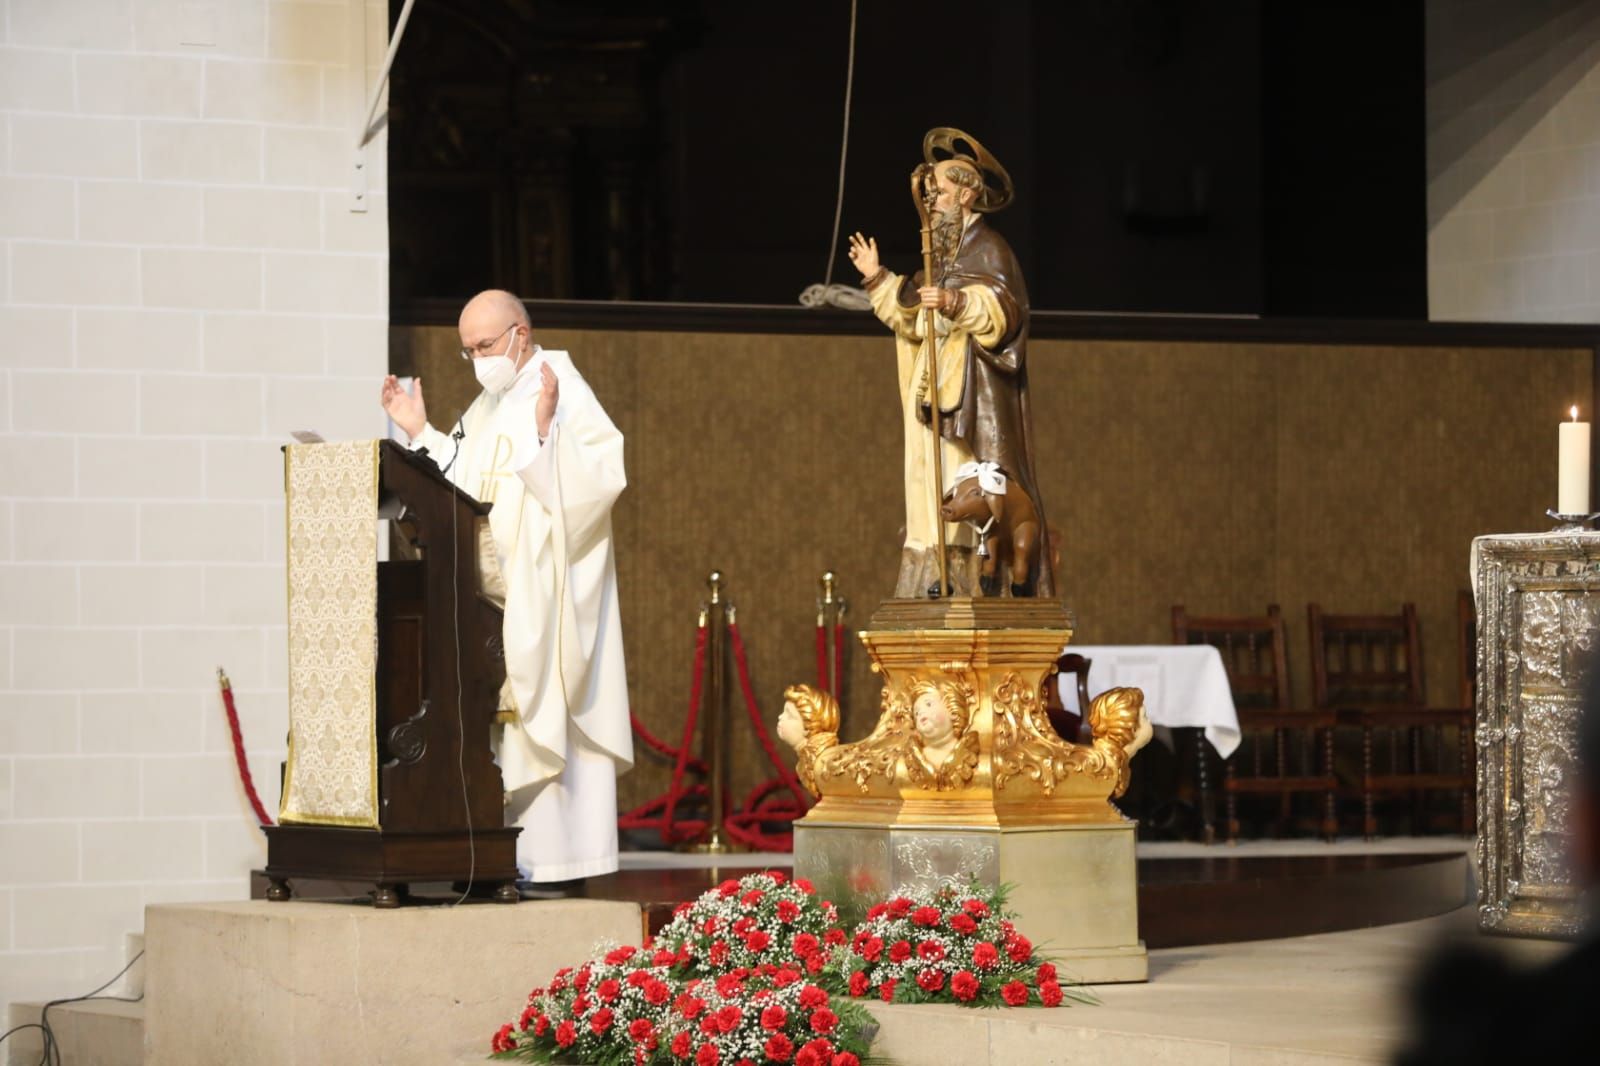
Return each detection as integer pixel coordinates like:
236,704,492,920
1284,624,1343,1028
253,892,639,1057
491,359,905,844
264,440,520,906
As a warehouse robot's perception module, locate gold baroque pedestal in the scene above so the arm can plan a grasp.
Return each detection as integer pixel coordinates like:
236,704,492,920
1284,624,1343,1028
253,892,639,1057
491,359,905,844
791,598,1149,983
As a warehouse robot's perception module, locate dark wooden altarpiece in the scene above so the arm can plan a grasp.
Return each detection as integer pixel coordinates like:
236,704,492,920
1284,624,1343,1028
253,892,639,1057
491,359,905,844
264,441,519,906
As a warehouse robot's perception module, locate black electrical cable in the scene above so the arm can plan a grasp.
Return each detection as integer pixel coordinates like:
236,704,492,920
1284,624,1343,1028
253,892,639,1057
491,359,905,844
0,949,145,1066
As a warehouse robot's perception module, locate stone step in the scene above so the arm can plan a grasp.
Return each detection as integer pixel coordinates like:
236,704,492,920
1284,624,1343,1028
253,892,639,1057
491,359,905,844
4,998,144,1066
143,898,643,1065
109,933,145,1000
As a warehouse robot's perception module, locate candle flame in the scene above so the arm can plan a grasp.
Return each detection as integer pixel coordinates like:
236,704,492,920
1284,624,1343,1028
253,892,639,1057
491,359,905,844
1574,406,1581,422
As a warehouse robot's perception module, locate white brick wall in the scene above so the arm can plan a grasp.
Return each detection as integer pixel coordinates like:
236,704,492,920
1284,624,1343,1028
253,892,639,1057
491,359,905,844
1428,0,1600,321
0,0,389,1010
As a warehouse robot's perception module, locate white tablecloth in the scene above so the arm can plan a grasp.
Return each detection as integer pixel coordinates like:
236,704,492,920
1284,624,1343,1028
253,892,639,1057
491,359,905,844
1056,644,1241,758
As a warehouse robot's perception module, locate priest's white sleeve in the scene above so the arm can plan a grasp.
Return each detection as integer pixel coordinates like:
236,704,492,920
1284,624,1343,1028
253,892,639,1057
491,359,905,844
495,351,633,795
516,380,626,555
405,422,456,467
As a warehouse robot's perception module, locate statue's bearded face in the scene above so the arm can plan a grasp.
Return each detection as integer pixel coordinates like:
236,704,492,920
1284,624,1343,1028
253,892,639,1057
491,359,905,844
932,171,967,216
928,164,979,264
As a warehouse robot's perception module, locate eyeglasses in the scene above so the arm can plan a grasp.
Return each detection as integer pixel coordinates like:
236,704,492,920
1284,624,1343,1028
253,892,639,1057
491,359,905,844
458,323,518,361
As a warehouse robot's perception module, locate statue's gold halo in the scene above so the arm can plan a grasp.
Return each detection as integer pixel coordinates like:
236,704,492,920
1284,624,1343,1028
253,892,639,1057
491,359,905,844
923,127,1015,214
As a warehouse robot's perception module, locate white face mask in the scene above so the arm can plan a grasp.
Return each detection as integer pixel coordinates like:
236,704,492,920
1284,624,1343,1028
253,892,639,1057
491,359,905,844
473,327,521,394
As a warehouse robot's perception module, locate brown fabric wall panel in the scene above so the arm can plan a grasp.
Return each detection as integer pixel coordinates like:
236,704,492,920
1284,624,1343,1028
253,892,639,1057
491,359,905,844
1269,344,1589,709
392,325,1588,812
1030,340,1281,647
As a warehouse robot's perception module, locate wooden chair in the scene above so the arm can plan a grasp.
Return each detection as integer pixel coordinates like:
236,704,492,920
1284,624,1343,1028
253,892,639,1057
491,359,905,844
1308,602,1474,839
1044,652,1092,743
1174,605,1337,843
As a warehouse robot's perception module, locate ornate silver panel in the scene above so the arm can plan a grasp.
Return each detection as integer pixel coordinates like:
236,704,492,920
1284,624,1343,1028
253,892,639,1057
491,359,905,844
890,833,1000,895
794,826,1001,916
793,826,892,914
1473,532,1596,939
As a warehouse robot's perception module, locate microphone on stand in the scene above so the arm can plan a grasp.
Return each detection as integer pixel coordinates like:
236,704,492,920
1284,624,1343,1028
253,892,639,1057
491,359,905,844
438,418,467,476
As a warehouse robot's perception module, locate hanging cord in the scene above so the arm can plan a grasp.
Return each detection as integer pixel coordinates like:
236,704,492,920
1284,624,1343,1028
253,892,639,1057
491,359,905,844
821,0,859,287
216,669,274,828
799,0,864,309
448,476,477,905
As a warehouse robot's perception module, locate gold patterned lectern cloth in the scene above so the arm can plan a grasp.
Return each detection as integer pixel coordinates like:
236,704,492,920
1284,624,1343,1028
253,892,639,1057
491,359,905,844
280,439,380,827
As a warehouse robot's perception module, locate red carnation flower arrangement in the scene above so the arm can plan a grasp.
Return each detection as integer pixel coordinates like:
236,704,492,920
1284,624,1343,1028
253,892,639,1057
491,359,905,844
490,874,1084,1062
655,871,842,979
489,872,874,1064
839,882,1090,1011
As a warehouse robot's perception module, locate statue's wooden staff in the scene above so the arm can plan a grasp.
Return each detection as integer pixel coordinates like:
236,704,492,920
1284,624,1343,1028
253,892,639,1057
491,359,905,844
912,162,948,598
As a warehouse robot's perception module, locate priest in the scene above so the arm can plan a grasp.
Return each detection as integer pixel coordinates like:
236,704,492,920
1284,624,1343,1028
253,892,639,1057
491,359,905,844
380,289,632,890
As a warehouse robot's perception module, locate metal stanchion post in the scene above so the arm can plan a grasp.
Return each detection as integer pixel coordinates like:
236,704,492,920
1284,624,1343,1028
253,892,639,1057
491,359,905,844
818,570,848,727
686,570,736,854
819,571,837,694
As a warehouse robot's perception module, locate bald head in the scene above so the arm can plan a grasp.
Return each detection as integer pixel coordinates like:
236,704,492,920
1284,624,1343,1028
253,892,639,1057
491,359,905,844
933,159,982,210
460,289,529,331
458,289,533,369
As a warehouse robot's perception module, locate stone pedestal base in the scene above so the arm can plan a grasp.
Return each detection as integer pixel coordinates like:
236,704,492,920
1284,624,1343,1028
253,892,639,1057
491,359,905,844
143,899,642,1065
795,818,1147,983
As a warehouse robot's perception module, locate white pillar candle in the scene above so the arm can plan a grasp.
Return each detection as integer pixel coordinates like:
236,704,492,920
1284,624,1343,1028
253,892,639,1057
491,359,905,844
1559,406,1590,515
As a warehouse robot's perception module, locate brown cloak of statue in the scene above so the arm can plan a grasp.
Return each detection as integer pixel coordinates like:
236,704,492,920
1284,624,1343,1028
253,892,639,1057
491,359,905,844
895,216,1054,597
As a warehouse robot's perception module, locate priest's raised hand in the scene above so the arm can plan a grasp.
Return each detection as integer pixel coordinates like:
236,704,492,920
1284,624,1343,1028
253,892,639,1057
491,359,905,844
380,373,426,439
536,361,558,440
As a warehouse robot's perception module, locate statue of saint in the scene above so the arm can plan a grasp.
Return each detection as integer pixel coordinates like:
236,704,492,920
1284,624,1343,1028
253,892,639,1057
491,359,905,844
848,129,1054,600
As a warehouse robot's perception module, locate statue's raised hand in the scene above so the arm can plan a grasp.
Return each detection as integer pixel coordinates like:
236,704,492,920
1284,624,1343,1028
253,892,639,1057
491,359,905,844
847,231,880,280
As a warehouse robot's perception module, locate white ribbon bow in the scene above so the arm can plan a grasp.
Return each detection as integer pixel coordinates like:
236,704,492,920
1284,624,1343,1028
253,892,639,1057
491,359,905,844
952,461,1007,496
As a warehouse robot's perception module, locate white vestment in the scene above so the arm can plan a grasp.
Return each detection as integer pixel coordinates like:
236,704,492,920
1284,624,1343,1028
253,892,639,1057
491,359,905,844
407,347,633,880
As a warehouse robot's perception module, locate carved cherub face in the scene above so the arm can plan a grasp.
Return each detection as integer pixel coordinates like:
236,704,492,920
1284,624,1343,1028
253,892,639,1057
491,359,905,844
778,685,839,752
777,699,807,751
913,689,954,746
1127,704,1153,757
1089,687,1153,757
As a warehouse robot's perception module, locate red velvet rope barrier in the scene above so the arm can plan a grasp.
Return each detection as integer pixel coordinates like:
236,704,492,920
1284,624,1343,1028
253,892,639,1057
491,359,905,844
217,669,275,828
815,622,830,693
833,621,846,702
719,621,812,851
621,611,829,851
619,623,711,844
629,705,705,770
656,623,711,845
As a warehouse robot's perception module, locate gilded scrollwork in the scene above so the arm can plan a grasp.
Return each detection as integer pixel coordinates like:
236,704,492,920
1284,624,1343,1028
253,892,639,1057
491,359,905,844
991,671,1076,795
779,683,916,795
781,672,985,796
990,673,1150,798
